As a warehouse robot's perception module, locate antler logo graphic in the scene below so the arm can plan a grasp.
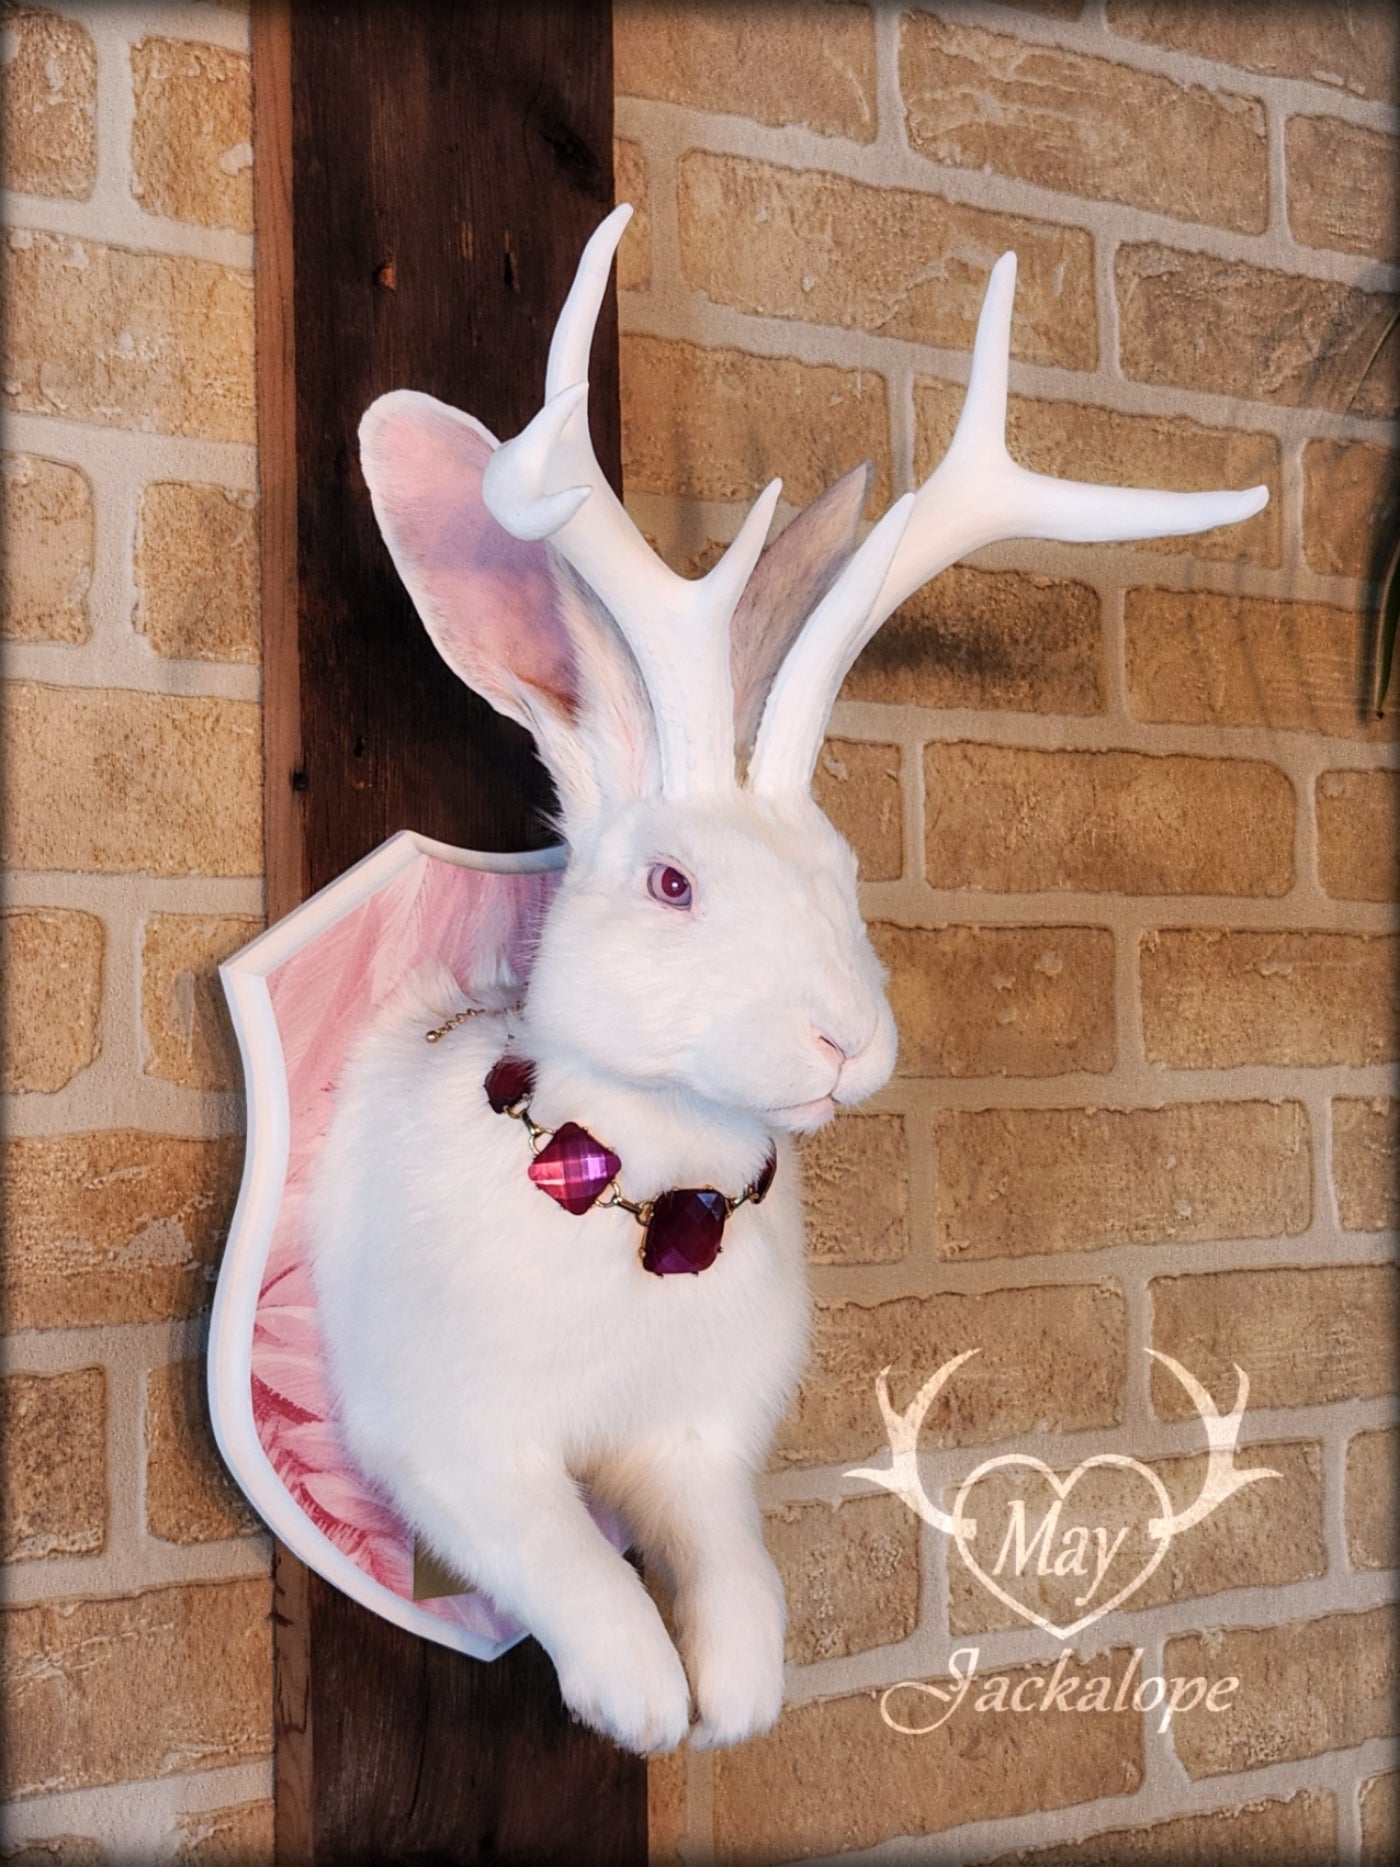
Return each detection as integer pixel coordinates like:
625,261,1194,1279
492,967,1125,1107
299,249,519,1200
847,1351,1279,1640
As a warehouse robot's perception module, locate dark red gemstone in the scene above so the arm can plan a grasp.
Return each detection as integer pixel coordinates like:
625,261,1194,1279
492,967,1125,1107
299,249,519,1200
642,1188,728,1275
750,1150,777,1205
528,1121,620,1215
484,1053,535,1113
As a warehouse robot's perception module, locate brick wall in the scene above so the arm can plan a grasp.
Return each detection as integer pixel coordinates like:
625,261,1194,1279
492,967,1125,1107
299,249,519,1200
1,2,273,1859
614,3,1399,1861
4,3,1398,1862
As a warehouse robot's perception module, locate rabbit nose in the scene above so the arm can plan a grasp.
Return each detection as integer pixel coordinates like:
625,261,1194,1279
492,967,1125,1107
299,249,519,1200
815,1034,847,1070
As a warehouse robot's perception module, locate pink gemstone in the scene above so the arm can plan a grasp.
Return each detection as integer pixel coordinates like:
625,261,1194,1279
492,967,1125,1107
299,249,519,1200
484,1053,535,1112
528,1121,620,1215
642,1188,728,1276
751,1150,777,1205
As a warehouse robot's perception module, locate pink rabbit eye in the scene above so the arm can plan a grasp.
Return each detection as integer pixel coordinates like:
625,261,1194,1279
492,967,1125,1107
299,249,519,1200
648,862,694,910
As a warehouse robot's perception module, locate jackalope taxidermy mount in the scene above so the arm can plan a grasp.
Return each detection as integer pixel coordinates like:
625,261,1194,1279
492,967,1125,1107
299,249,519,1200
308,205,1266,1754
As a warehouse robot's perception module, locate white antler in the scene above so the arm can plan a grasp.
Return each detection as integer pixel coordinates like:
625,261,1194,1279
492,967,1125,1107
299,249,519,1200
483,203,781,796
844,1351,981,1536
1146,1351,1279,1538
748,251,1270,796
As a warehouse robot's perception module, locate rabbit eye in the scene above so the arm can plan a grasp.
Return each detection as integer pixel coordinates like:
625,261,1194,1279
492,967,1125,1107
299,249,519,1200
647,862,694,910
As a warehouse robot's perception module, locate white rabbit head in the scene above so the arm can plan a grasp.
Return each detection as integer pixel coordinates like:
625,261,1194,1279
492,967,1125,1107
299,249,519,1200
359,384,896,1132
360,205,1266,1130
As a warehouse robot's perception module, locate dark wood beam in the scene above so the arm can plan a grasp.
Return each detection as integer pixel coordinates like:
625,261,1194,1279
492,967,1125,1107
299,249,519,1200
253,4,643,1859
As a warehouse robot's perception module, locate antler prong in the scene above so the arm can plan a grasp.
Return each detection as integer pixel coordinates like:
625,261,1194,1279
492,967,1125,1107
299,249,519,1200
1147,1350,1279,1538
750,248,1271,794
844,1350,980,1535
482,201,783,796
545,203,632,398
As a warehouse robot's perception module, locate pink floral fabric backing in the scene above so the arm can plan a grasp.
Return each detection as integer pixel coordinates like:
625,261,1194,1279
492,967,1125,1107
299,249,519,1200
247,849,613,1645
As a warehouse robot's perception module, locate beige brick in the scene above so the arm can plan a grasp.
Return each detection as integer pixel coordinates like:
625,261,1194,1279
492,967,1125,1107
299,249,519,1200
1,1369,105,1563
934,1102,1310,1261
614,0,876,142
613,139,650,293
131,38,253,234
766,1492,918,1665
3,232,254,443
622,335,891,509
924,744,1293,898
1362,1771,1399,1867
1167,1607,1398,1778
1,453,92,644
948,1439,1323,1637
1347,1427,1399,1573
1125,587,1395,742
982,1789,1335,1866
1303,439,1400,581
135,482,258,663
915,380,1281,568
0,7,96,199
146,1357,257,1544
1151,1265,1399,1416
774,1281,1124,1468
1,1577,272,1799
847,566,1103,717
1,1131,241,1331
677,151,1096,370
0,909,104,1094
647,1748,685,1867
799,1112,908,1263
0,1841,105,1867
713,1649,1142,1861
872,922,1114,1079
1288,116,1400,263
990,0,1083,14
1317,770,1400,901
4,683,261,877
1117,243,1397,420
1140,929,1399,1070
812,738,900,882
1333,1097,1400,1233
1106,2,1399,107
173,1800,274,1864
901,13,1266,235
142,913,261,1090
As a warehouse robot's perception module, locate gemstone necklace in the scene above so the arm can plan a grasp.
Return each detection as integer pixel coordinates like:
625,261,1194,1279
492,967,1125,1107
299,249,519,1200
426,1005,776,1276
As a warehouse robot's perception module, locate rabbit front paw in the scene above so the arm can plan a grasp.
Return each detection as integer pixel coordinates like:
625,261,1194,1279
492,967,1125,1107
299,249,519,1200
554,1602,692,1756
685,1567,787,1750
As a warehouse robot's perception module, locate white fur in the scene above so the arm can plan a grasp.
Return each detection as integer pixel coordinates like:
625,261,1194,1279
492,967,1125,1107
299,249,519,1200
319,371,899,1756
323,212,1269,1755
309,789,895,1754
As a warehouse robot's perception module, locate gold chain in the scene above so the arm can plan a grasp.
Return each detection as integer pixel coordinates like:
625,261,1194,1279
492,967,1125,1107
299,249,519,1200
424,1020,774,1243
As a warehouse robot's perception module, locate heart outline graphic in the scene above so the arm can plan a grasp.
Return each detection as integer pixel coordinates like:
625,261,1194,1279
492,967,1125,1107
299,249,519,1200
951,1452,1174,1641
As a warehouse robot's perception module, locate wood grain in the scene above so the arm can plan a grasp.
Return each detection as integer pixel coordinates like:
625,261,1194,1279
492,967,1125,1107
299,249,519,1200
255,3,643,1858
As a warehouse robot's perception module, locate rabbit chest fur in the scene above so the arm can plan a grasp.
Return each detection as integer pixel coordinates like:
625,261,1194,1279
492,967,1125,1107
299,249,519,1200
312,989,811,1489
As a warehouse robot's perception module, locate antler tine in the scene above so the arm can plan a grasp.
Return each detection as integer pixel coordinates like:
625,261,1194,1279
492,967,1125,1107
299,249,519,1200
749,251,1269,795
483,203,783,795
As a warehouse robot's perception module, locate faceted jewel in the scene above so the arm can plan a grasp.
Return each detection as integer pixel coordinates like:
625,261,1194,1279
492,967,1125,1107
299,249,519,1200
642,1188,729,1276
528,1121,621,1215
484,1053,535,1112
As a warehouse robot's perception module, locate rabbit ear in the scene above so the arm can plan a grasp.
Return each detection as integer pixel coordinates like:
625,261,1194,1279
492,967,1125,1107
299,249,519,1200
730,462,871,763
360,390,578,727
360,390,657,823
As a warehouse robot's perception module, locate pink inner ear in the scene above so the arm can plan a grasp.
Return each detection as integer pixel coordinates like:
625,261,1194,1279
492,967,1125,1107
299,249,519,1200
361,392,579,722
730,462,871,758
